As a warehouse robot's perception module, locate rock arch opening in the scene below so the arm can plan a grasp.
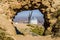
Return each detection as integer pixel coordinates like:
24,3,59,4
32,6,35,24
11,0,50,35
12,9,50,35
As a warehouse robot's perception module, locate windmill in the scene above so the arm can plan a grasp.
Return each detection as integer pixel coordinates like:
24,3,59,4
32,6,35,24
28,10,33,23
28,10,38,24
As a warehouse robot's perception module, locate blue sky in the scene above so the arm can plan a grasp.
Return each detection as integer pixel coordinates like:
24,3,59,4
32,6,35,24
14,9,44,24
16,9,43,17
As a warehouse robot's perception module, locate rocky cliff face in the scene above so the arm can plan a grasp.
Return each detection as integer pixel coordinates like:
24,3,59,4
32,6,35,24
0,0,60,37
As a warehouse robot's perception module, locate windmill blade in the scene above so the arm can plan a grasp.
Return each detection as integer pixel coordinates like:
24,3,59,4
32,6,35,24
28,10,33,23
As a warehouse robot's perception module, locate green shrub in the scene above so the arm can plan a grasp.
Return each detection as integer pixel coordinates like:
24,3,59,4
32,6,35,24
27,24,44,36
27,24,34,27
31,27,44,36
27,24,39,28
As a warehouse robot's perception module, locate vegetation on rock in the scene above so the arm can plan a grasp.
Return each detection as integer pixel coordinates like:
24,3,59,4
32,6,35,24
27,24,44,36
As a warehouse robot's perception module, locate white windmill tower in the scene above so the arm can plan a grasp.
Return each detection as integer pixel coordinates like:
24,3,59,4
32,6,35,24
28,10,38,24
30,17,38,24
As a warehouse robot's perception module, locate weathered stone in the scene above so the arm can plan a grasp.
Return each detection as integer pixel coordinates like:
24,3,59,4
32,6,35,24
0,0,60,38
0,14,16,35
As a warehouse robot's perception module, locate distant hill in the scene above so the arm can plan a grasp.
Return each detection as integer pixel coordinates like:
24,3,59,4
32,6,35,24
13,10,44,25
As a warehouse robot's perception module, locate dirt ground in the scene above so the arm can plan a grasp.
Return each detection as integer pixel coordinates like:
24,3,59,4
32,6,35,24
12,35,60,40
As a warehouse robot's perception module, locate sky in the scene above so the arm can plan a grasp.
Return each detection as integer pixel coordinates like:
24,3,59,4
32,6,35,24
16,9,43,17
13,9,44,24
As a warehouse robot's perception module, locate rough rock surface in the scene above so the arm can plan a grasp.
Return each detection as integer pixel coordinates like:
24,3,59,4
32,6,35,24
0,0,60,40
0,14,16,35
